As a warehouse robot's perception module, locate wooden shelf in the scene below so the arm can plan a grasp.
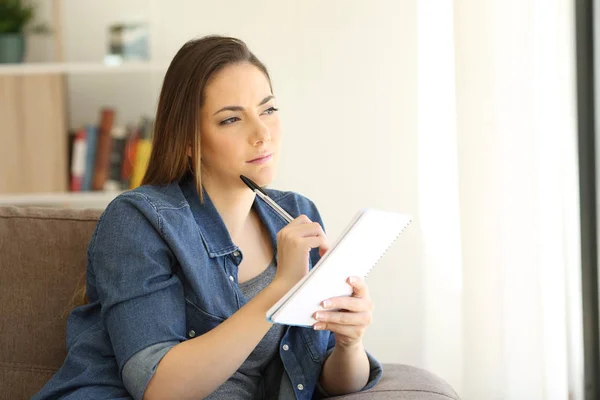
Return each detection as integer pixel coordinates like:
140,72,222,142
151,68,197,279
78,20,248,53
0,191,123,208
0,61,168,75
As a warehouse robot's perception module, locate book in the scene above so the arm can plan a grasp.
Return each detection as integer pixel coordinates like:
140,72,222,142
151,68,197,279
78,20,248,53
104,126,128,191
82,125,98,191
92,108,116,190
129,118,153,189
121,123,140,188
67,129,77,186
266,208,411,327
69,128,87,192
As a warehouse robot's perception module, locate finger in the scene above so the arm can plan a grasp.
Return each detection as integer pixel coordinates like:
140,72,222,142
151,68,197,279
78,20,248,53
313,321,365,338
314,310,371,326
277,222,326,248
318,237,330,257
321,296,372,313
303,235,328,251
290,223,327,251
319,243,329,257
281,222,325,241
290,214,312,225
292,221,326,238
347,276,369,298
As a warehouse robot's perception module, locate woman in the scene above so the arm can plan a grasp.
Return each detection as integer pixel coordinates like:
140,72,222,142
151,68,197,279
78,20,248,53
33,35,382,400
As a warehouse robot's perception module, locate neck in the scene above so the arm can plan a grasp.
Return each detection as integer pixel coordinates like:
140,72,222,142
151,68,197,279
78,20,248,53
202,176,256,240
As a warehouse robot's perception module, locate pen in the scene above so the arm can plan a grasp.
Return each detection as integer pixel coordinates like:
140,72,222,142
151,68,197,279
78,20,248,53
240,175,294,223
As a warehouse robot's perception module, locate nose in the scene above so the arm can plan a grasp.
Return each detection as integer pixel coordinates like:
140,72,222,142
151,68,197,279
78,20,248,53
250,118,271,145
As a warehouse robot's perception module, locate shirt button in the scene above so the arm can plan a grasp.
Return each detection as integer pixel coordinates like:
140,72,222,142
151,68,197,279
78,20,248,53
188,330,196,338
297,384,304,391
229,275,234,282
282,344,289,351
233,250,240,257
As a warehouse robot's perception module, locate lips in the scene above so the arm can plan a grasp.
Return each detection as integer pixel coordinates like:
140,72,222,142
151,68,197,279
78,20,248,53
247,153,273,163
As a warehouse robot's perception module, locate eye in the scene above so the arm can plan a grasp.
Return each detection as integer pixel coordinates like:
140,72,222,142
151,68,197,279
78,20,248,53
262,107,279,115
220,116,240,125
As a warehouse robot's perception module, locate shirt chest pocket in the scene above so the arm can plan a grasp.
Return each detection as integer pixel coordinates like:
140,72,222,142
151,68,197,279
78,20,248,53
300,328,329,363
184,297,226,339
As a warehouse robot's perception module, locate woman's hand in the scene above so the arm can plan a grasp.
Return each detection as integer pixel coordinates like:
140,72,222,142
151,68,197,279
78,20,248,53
273,215,329,290
313,276,373,348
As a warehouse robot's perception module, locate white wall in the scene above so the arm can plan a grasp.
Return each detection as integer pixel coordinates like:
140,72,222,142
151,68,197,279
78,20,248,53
58,0,424,369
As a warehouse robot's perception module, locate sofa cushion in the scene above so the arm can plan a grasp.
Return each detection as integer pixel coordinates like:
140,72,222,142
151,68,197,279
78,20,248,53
0,206,102,400
328,364,460,400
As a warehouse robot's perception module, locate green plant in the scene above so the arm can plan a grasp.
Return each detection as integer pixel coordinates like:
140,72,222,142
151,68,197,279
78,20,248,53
0,0,50,34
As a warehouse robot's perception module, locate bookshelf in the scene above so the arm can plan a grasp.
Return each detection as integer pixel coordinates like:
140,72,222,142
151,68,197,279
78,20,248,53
0,61,162,206
0,61,168,75
0,1,167,207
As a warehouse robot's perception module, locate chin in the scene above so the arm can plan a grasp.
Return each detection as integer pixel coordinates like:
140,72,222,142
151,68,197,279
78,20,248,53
245,168,276,188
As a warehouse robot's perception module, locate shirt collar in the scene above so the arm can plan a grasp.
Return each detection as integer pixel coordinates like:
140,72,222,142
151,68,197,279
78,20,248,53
179,173,288,259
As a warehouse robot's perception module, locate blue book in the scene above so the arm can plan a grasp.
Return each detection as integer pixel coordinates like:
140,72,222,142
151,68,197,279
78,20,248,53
82,125,98,191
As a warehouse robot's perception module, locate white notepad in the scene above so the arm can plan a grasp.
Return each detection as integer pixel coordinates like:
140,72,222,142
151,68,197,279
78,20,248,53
266,208,412,326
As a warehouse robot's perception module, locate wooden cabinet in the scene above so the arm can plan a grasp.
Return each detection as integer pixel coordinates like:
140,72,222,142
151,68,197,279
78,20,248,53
0,74,67,194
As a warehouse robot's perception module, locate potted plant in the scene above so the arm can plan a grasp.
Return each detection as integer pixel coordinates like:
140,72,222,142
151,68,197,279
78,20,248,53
0,0,50,64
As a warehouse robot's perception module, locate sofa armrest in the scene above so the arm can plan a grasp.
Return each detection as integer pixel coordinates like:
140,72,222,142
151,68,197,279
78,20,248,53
326,364,460,400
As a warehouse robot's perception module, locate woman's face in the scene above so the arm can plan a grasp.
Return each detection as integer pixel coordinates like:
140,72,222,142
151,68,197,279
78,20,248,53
199,62,281,190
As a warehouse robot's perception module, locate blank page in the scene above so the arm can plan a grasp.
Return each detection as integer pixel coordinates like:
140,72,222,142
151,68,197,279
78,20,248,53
267,209,411,326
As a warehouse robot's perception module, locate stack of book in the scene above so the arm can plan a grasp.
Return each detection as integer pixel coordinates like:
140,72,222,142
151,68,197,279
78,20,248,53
68,108,153,192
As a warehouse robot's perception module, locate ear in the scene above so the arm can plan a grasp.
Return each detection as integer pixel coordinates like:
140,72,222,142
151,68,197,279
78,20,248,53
187,145,192,157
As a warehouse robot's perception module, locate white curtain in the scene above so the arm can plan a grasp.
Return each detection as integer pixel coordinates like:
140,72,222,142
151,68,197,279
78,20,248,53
417,0,584,398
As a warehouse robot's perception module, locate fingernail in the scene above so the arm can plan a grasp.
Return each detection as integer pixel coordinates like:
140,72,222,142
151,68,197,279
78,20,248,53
322,300,331,308
349,277,356,284
314,323,324,330
314,312,322,320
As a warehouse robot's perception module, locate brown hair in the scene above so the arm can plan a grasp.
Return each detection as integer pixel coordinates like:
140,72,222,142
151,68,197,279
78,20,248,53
141,35,273,201
72,35,272,308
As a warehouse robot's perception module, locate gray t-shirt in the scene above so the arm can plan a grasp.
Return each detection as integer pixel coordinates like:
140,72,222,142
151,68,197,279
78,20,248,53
122,259,292,400
209,259,286,399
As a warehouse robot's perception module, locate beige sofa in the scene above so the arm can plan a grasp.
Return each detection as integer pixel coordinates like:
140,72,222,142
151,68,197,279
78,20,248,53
0,205,460,400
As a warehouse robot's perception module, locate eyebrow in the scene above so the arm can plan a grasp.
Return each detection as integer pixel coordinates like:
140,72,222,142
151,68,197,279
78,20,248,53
212,95,275,116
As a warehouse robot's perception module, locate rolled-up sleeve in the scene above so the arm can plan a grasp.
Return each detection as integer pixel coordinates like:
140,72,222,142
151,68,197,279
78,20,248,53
122,341,179,400
89,193,187,377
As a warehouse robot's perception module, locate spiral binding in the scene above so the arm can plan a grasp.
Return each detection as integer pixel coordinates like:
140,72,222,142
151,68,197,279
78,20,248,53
363,218,412,277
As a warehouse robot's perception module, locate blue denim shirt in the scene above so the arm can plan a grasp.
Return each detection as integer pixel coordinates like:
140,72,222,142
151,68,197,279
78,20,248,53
33,173,383,399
